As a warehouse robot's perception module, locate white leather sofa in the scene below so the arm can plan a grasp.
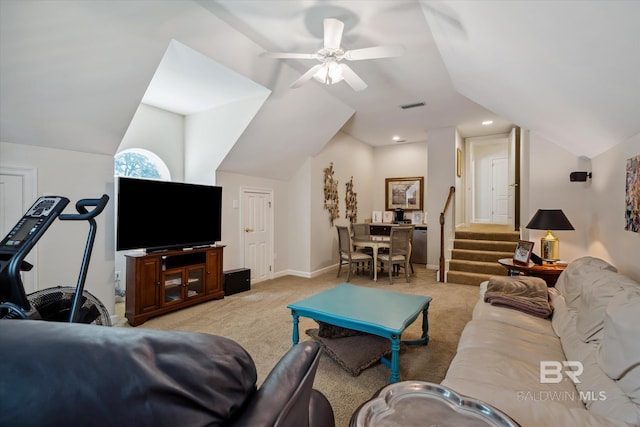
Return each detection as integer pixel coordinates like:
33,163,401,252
442,256,640,427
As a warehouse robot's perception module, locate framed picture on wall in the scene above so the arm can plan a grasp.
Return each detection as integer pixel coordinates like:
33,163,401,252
385,177,424,211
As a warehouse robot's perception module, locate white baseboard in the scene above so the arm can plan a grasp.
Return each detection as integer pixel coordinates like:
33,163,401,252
273,263,339,280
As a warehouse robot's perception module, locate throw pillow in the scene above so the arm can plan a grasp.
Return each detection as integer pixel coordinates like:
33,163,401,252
306,328,404,376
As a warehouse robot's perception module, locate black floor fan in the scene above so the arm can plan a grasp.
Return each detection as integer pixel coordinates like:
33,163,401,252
26,286,111,325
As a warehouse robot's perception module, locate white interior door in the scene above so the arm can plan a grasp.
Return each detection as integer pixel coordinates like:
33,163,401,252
241,188,272,284
491,157,509,223
1,168,37,292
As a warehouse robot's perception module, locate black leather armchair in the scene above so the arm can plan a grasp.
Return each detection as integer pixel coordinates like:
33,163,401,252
0,320,334,427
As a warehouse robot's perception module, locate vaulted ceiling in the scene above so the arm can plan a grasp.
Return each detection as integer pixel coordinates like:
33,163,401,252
1,1,638,181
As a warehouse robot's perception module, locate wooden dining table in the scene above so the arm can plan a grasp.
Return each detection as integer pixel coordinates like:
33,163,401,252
352,235,390,281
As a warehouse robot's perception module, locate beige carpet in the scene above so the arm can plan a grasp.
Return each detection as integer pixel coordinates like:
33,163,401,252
116,266,479,427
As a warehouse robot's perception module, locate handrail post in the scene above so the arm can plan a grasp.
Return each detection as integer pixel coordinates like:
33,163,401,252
439,186,456,282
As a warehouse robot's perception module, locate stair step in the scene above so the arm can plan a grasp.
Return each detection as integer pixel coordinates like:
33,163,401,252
451,249,515,263
447,225,519,286
454,239,518,252
449,259,507,275
455,230,520,242
446,271,496,286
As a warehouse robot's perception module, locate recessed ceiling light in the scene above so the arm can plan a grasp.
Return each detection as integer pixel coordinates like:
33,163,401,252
392,136,401,141
482,120,494,125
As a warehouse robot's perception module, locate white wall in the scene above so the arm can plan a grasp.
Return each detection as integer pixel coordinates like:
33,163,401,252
589,133,640,279
525,132,590,263
185,95,269,185
215,131,376,277
117,104,185,180
426,127,457,269
1,141,116,315
372,142,428,219
288,159,312,275
310,132,375,273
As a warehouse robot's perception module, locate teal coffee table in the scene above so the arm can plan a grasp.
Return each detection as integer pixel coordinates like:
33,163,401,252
287,283,432,383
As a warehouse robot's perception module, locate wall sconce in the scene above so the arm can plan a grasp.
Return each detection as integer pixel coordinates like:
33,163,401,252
526,209,575,262
570,171,592,182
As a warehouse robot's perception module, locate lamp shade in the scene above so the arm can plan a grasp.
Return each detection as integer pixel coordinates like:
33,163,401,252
526,209,574,230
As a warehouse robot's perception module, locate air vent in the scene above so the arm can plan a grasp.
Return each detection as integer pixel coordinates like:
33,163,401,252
400,102,425,110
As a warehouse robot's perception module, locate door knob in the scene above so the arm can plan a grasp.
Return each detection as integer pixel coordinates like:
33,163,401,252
244,227,253,232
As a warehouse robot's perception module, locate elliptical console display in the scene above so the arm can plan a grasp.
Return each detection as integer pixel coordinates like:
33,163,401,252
1,196,70,249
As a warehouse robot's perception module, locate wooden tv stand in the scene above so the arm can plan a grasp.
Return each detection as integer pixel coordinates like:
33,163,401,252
125,246,224,326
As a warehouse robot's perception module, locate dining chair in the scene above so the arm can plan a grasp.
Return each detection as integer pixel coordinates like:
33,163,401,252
377,226,412,284
350,223,373,273
351,223,370,237
337,225,373,282
396,225,415,276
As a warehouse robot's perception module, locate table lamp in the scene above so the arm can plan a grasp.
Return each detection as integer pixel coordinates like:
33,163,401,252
525,209,574,262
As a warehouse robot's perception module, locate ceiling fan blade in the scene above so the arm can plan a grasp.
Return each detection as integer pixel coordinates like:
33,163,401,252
344,45,405,61
323,18,344,50
291,64,325,88
339,64,367,91
262,52,318,60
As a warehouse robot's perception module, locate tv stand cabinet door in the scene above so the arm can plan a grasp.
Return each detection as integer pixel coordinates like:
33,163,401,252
125,255,161,325
206,247,224,296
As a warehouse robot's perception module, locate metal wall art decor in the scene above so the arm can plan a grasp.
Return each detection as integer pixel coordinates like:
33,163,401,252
323,162,339,226
345,176,358,223
625,154,640,232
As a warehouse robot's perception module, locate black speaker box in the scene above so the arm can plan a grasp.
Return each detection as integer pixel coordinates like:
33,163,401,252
223,268,250,296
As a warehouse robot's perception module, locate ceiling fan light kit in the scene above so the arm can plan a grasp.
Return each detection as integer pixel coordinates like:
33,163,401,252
313,61,344,85
265,18,404,91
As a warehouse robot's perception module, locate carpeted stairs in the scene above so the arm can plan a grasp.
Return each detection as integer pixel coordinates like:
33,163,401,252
447,224,520,286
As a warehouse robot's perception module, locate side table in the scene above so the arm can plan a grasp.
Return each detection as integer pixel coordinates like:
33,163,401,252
498,258,567,286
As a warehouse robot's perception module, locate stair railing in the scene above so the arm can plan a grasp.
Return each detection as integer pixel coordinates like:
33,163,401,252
439,186,456,282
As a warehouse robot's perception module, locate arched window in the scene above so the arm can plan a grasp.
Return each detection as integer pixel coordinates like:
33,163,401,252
114,148,171,180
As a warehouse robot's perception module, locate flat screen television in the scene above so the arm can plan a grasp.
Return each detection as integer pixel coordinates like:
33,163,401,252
116,177,222,252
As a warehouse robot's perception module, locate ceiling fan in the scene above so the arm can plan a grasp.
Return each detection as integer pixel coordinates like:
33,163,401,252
263,18,404,91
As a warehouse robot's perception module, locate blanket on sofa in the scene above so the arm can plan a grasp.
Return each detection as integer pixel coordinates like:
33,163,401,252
485,275,552,318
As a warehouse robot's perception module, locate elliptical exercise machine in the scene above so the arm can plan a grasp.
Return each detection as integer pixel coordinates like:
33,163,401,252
0,194,111,325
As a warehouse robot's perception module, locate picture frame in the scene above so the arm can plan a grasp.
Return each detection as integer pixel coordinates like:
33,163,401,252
513,239,534,265
412,211,423,224
385,176,424,211
383,211,393,223
372,210,382,223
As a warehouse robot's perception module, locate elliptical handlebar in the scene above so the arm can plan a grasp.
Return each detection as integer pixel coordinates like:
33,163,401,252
59,194,109,221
